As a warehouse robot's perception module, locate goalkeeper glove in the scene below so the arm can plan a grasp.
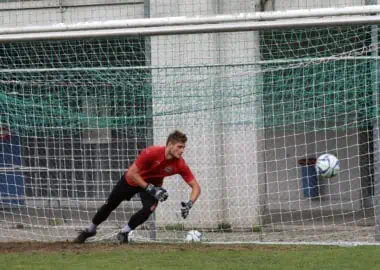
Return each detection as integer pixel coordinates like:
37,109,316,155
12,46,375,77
181,200,193,219
145,184,168,202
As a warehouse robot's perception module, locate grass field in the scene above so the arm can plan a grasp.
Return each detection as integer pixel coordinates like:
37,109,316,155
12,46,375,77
1,242,380,270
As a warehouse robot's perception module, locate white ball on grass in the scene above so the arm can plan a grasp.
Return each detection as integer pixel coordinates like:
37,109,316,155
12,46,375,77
184,230,202,243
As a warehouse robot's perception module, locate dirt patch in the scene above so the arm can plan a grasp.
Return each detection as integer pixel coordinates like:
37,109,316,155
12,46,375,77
0,241,299,254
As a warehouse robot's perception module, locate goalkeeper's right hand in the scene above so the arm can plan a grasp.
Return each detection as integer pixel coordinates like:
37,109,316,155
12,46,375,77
145,183,169,202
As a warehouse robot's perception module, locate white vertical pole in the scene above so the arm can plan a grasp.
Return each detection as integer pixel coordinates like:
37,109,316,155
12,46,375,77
367,0,380,242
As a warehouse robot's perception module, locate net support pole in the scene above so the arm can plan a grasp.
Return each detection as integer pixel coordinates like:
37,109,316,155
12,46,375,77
368,0,380,242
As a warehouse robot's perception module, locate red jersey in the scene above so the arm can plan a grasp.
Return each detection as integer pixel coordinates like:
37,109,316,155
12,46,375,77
125,146,195,187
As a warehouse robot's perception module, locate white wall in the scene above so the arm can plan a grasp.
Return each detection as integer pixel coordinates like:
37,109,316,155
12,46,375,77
151,0,263,229
0,0,144,27
264,0,365,10
150,0,221,229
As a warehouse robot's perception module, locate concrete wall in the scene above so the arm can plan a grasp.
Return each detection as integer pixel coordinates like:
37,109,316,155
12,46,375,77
0,0,144,27
151,0,263,229
264,127,363,212
263,0,365,10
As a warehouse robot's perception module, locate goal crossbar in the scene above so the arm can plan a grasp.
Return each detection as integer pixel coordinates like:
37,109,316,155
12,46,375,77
1,15,380,42
1,5,380,36
1,5,380,41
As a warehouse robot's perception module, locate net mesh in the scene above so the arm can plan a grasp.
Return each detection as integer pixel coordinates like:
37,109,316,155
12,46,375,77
0,24,379,243
261,25,374,130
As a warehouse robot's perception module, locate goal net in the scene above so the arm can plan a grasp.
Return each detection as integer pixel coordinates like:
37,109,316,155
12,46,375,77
0,9,379,245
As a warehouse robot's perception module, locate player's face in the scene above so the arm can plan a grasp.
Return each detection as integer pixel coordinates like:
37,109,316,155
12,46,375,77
168,142,186,159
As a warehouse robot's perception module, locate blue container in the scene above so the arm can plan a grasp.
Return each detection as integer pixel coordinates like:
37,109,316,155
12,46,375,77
0,135,25,205
301,165,319,198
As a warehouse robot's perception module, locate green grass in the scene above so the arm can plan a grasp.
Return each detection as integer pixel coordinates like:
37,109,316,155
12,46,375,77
1,243,380,270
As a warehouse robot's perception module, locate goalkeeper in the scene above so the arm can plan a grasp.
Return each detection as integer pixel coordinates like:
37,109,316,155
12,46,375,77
74,130,201,244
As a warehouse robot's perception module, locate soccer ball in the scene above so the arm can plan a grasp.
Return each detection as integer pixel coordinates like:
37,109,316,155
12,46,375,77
184,230,202,243
316,153,340,178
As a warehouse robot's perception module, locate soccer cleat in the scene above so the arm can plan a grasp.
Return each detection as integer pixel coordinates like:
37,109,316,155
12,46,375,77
73,229,96,243
116,231,129,244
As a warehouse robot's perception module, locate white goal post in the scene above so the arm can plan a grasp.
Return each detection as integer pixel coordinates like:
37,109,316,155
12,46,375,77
1,5,380,41
1,4,380,245
1,5,380,35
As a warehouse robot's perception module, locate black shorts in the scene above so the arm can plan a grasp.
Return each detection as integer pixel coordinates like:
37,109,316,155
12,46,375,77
107,176,158,208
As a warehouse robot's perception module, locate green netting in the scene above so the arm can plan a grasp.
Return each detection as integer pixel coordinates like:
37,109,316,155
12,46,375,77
0,70,151,137
0,26,379,137
261,60,374,129
260,26,372,59
260,26,376,130
0,38,151,137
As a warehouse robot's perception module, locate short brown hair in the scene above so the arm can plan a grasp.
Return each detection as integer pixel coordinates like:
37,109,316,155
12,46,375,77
166,130,187,145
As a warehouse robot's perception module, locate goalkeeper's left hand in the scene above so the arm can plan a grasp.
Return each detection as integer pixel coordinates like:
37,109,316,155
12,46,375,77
181,200,193,219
